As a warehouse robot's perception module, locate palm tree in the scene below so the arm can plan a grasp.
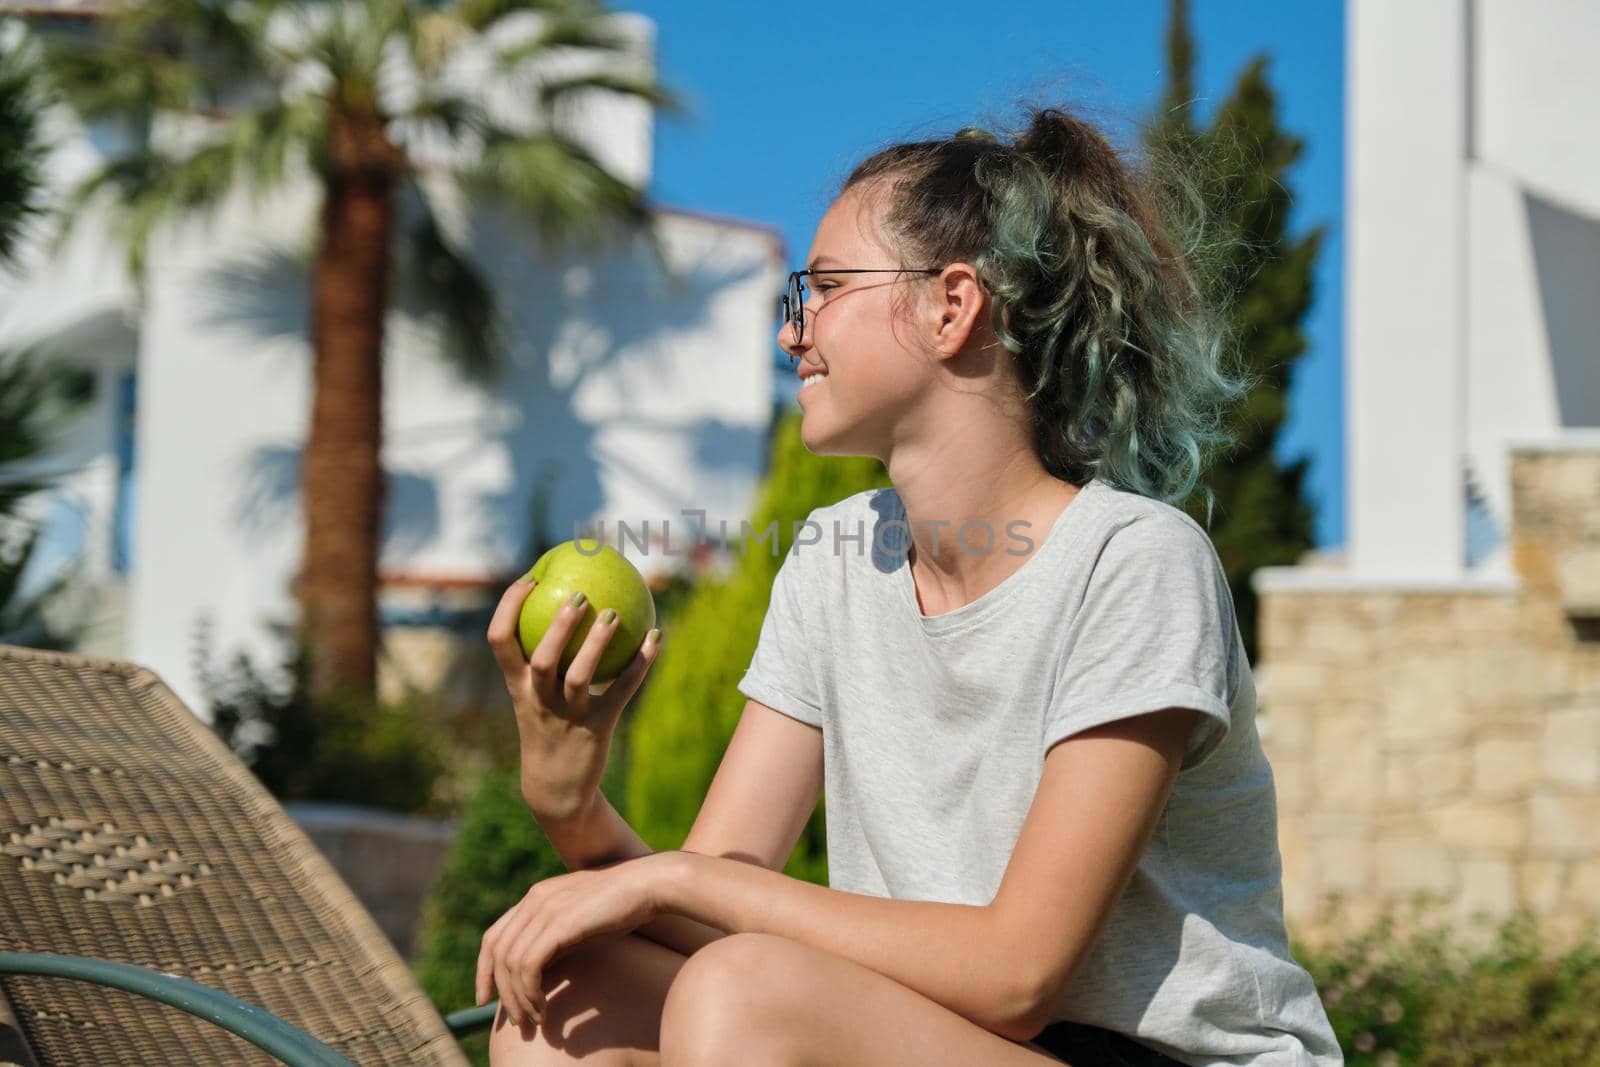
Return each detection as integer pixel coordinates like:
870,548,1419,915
0,27,45,263
0,31,83,649
37,0,682,701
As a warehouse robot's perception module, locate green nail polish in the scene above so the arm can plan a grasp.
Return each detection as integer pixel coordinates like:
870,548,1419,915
568,590,586,609
598,607,617,624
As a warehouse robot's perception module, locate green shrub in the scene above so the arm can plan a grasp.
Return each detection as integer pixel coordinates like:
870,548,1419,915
199,619,453,816
411,767,564,1067
1297,900,1600,1066
623,410,892,886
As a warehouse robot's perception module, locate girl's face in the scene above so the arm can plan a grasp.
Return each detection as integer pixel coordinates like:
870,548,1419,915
777,185,942,461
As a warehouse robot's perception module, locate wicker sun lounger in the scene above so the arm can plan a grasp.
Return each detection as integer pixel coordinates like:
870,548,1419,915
0,642,494,1066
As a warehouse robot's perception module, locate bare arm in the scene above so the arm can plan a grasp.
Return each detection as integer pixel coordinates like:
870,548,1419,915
653,707,1197,1043
535,790,728,957
536,697,826,959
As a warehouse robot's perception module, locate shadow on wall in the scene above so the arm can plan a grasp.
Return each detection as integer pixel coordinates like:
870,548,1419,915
203,202,773,566
1527,191,1600,428
463,200,772,556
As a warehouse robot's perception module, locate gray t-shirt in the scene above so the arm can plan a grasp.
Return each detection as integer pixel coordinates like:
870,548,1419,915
737,477,1342,1066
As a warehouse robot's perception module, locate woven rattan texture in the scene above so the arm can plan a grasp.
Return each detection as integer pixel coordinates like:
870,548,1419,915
0,644,469,1067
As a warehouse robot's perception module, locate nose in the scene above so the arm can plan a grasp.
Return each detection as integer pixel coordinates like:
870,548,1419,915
776,307,811,366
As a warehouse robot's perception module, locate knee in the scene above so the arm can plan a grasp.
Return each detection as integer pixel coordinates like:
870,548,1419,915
659,933,798,1066
486,933,671,1067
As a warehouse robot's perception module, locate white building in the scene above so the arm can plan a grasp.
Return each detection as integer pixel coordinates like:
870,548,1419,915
0,8,785,711
1269,0,1599,597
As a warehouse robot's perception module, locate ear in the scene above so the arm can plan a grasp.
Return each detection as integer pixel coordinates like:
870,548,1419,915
930,261,988,357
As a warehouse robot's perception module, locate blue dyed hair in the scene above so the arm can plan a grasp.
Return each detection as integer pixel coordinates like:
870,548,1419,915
843,105,1255,527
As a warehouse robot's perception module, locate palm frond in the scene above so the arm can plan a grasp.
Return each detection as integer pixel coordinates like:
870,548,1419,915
43,0,287,116
0,35,48,267
39,32,204,121
0,345,80,479
0,520,87,651
394,179,503,384
446,0,580,36
467,126,650,247
493,9,637,64
54,98,323,287
393,91,490,144
533,69,684,118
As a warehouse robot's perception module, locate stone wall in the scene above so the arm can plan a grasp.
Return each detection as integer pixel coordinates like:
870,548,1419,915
285,802,457,962
1257,444,1600,945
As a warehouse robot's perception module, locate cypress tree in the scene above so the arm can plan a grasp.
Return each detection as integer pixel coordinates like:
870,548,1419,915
1149,0,1323,666
620,411,891,886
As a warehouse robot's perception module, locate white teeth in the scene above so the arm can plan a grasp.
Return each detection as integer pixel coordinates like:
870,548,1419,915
800,373,829,390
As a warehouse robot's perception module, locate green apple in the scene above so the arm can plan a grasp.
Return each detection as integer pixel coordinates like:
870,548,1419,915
516,539,657,684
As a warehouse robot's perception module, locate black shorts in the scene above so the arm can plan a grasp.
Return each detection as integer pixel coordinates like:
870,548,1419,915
1030,1019,1188,1066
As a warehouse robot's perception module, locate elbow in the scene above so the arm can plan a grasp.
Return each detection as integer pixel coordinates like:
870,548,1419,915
999,954,1088,1044
997,995,1054,1046
989,972,1057,1045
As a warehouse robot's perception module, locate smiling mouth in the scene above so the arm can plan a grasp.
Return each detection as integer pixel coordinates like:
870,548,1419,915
799,373,829,391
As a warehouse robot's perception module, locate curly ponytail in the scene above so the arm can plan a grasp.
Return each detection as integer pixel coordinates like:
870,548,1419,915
842,105,1254,525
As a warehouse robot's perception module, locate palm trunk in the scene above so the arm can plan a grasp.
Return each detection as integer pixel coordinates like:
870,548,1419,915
298,113,398,702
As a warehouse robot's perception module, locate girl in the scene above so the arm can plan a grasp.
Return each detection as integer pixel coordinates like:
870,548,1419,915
478,104,1343,1066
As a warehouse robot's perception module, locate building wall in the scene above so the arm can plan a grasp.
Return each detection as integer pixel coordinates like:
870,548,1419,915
126,172,780,714
1256,442,1600,945
1346,0,1600,580
1,12,786,712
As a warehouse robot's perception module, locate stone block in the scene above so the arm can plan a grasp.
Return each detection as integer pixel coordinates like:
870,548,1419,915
1470,736,1541,798
1511,538,1562,597
1311,715,1381,813
1391,595,1463,652
1382,754,1418,809
1517,860,1567,912
1273,759,1310,814
1455,856,1516,924
1411,746,1471,806
1304,813,1373,838
1375,837,1455,895
1277,820,1317,923
1430,800,1526,852
1314,834,1373,893
1382,657,1468,744
1557,548,1600,616
1565,859,1600,913
1260,701,1313,755
1452,594,1530,643
1530,794,1600,856
1297,608,1375,659
1462,649,1565,715
1542,704,1600,788
1573,650,1600,700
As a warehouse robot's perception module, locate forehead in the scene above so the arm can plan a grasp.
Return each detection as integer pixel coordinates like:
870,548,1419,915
807,184,893,266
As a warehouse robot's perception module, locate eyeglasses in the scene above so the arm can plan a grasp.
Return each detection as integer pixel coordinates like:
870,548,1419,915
779,267,943,359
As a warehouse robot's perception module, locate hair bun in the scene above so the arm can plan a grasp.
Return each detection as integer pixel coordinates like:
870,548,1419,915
953,125,1001,147
1014,107,1083,172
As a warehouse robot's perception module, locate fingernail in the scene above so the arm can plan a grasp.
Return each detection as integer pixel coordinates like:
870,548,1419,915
598,607,617,625
568,591,586,609
645,628,662,648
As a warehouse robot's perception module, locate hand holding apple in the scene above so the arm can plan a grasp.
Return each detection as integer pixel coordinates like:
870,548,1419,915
516,540,658,685
484,539,663,818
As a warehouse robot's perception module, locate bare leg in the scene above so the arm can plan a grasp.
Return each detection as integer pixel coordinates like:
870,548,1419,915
488,932,690,1067
658,932,1074,1066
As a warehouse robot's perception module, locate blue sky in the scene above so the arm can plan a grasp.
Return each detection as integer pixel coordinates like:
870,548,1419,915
619,0,1346,548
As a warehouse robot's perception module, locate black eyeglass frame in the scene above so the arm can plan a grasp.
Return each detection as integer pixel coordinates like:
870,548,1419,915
780,267,943,360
